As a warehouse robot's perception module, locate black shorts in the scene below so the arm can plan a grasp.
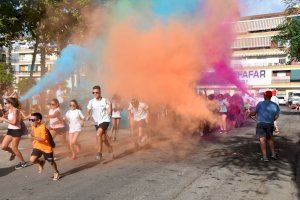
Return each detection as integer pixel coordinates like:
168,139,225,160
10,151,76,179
7,129,23,138
31,148,54,162
256,122,274,139
51,127,67,135
95,122,110,132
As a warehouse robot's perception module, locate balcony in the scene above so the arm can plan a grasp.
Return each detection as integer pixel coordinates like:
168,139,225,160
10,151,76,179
271,76,290,83
12,71,41,77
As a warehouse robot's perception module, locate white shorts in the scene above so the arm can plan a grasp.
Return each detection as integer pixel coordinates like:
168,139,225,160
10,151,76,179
112,111,121,119
69,125,82,134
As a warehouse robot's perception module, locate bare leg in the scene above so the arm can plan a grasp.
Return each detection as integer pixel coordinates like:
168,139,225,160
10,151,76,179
115,118,120,140
267,138,276,156
11,137,25,163
50,161,59,173
259,137,267,158
1,135,14,154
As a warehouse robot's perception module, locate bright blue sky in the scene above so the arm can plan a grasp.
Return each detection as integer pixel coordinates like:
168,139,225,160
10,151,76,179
239,0,286,16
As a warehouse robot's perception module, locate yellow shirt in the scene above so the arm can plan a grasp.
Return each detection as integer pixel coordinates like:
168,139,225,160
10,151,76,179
32,124,53,153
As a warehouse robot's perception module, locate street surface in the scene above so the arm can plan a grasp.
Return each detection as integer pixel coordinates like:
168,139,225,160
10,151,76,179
0,107,299,200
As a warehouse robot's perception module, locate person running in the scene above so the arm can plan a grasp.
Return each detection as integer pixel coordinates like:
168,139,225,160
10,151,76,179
29,112,60,180
65,100,85,160
128,98,149,149
250,91,280,162
86,85,113,161
271,90,280,134
46,99,69,154
0,97,28,169
217,94,228,133
110,94,122,141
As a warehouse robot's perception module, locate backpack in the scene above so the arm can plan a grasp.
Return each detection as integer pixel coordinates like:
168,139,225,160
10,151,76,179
46,128,56,148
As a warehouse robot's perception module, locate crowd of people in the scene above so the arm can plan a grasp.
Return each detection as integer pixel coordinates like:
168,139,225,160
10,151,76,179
0,84,282,180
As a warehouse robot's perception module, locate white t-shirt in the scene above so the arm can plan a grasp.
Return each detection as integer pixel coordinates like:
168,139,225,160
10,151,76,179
271,96,280,106
56,89,64,104
66,109,84,133
49,107,65,129
87,98,111,125
128,102,148,121
112,102,122,119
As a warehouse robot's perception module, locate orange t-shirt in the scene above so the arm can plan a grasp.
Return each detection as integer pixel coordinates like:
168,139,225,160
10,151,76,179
32,124,53,153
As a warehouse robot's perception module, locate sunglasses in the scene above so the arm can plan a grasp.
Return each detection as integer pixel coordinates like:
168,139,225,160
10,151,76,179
92,92,100,94
50,103,56,105
69,104,76,107
29,118,38,122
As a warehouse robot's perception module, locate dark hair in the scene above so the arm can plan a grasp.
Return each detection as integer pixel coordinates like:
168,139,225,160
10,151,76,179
92,85,101,90
31,112,43,120
70,99,81,110
51,98,60,107
5,97,20,109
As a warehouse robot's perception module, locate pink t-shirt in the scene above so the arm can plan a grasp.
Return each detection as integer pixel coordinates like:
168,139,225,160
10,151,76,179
49,107,65,129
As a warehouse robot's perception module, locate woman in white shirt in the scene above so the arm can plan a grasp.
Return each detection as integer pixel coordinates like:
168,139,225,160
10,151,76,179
65,100,85,160
110,95,122,141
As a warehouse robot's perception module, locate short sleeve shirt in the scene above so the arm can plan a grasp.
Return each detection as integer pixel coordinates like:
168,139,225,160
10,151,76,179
255,100,280,124
32,124,52,153
128,102,148,121
87,98,111,125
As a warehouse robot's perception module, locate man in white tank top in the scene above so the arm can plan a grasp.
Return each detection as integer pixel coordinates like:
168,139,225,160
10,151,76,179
86,85,113,161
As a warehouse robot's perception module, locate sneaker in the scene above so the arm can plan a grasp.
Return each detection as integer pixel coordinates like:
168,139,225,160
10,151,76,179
95,153,103,161
15,162,28,170
141,136,148,143
70,155,77,160
271,154,278,160
38,160,45,173
260,157,269,162
9,153,15,161
53,172,60,181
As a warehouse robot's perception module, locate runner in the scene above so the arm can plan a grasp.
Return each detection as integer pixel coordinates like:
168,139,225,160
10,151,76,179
271,90,280,134
65,100,85,160
110,94,122,141
86,85,113,161
29,112,60,180
128,97,149,149
46,99,69,154
217,94,228,133
250,91,280,162
0,97,28,169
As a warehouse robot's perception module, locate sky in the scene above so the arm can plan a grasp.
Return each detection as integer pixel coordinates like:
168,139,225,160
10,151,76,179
239,0,286,16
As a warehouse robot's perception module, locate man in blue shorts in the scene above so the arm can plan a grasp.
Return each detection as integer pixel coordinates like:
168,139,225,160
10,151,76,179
250,90,280,162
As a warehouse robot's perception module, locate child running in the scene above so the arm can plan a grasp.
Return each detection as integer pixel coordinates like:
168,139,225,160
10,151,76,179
65,100,85,160
46,98,69,154
110,94,122,141
29,113,60,180
0,97,28,169
86,85,113,161
128,98,149,149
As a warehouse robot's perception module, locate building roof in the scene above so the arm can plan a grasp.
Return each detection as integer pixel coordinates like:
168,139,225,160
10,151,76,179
240,8,300,21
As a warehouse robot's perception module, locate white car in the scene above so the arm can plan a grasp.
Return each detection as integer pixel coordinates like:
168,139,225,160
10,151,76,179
278,96,286,105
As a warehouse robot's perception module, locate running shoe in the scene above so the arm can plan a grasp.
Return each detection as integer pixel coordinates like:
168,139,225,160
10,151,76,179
260,157,269,162
141,136,148,143
15,162,28,169
38,160,45,173
53,172,60,181
95,153,103,161
9,153,15,161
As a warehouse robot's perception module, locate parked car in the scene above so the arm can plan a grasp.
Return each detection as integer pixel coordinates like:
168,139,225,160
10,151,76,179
288,92,300,105
278,96,286,105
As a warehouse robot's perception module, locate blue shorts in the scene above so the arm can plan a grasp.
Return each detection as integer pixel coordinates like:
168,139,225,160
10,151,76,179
256,122,274,139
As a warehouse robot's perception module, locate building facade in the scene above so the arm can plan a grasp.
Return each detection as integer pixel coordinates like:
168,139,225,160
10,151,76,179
10,40,58,84
198,10,300,98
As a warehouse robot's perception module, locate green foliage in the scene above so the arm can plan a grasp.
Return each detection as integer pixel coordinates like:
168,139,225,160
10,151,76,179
0,63,14,91
16,78,36,94
273,1,300,62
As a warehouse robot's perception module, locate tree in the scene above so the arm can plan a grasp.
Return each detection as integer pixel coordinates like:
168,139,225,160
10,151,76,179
0,63,14,92
273,1,300,63
16,78,35,95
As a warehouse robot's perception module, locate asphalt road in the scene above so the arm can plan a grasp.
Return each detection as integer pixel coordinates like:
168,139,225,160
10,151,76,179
0,108,299,200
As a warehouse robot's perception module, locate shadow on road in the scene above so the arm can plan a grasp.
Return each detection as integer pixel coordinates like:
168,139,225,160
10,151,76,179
205,135,300,198
0,166,15,177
